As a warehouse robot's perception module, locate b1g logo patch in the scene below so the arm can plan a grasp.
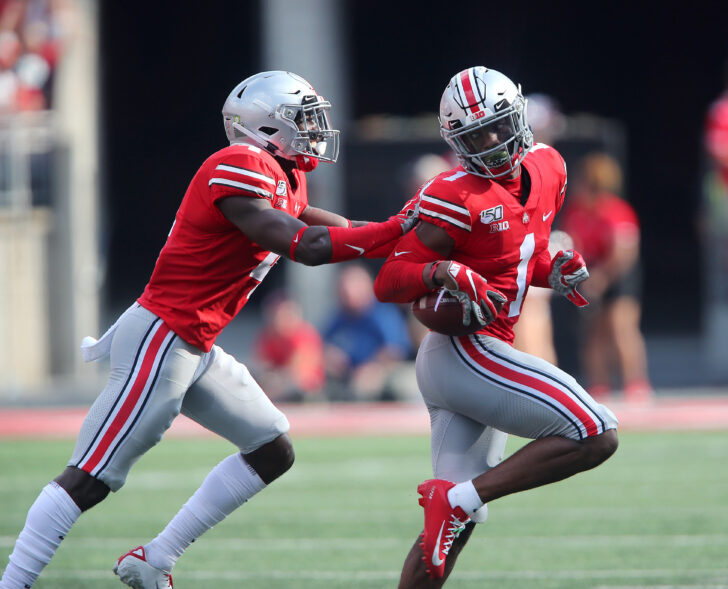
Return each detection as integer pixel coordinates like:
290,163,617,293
490,220,510,233
276,180,288,196
480,205,503,224
275,197,288,208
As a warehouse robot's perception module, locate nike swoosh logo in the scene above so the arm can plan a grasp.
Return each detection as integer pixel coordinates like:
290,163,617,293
431,522,445,567
465,268,478,299
293,235,300,243
542,211,553,222
345,244,365,255
393,250,411,257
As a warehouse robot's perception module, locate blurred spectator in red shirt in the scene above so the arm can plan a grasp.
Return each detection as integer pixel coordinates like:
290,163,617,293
559,152,653,403
0,29,21,112
0,0,68,112
700,61,728,373
705,73,728,187
253,291,326,403
703,64,728,238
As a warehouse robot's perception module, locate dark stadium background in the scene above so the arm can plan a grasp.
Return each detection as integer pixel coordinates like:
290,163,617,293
100,1,728,338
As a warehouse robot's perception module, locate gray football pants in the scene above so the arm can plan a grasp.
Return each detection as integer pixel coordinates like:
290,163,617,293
69,303,289,491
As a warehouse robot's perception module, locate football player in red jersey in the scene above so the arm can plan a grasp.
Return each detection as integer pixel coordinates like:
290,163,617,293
374,67,619,586
0,71,417,589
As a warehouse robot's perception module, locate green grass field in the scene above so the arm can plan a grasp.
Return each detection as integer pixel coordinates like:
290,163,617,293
1,432,727,588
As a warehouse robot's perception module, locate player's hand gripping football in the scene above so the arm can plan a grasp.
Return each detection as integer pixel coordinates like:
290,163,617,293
548,249,590,306
434,261,507,327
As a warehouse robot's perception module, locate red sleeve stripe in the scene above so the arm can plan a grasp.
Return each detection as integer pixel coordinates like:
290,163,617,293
215,163,275,185
208,177,273,199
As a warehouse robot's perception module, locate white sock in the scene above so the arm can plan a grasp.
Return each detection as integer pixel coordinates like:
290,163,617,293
144,454,265,573
447,480,484,517
0,482,81,589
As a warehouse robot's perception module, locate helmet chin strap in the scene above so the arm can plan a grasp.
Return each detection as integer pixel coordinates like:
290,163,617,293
232,122,264,145
231,122,319,171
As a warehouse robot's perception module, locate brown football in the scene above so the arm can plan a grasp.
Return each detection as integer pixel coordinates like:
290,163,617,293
411,290,480,337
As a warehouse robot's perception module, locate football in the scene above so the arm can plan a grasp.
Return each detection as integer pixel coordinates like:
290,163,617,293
411,290,480,337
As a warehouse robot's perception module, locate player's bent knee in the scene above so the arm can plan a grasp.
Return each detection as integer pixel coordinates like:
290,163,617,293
585,429,618,468
53,466,111,512
243,433,295,484
275,435,296,474
599,428,619,459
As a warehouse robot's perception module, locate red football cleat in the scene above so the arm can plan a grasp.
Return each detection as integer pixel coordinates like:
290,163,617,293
417,479,471,579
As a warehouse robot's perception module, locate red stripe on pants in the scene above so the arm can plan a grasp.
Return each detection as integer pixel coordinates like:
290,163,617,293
459,337,599,437
80,323,172,473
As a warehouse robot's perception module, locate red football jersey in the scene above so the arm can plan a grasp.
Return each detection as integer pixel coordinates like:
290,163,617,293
138,144,308,351
417,143,567,343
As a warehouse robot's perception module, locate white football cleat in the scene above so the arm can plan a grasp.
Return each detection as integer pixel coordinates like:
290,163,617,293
113,546,174,588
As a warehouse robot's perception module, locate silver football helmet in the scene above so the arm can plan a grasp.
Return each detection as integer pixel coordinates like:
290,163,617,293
222,71,340,164
439,67,533,178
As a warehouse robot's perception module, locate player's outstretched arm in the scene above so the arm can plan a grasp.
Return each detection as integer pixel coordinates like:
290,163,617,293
299,195,423,259
374,222,453,303
364,194,423,258
217,196,411,266
298,205,367,228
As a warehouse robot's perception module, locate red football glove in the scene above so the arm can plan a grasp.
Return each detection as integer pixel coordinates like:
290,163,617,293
437,261,507,327
548,249,590,307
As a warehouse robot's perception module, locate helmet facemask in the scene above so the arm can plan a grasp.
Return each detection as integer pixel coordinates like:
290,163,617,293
443,96,532,178
277,96,340,163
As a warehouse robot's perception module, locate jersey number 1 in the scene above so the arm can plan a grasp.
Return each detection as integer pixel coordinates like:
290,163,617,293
508,233,535,318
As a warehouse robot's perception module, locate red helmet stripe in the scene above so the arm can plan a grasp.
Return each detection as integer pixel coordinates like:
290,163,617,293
460,69,481,114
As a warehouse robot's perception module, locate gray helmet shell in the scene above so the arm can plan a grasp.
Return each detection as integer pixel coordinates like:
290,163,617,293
222,71,339,163
439,67,532,178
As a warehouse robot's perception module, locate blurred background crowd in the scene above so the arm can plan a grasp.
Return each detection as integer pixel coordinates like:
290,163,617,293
1,0,728,406
0,0,69,114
